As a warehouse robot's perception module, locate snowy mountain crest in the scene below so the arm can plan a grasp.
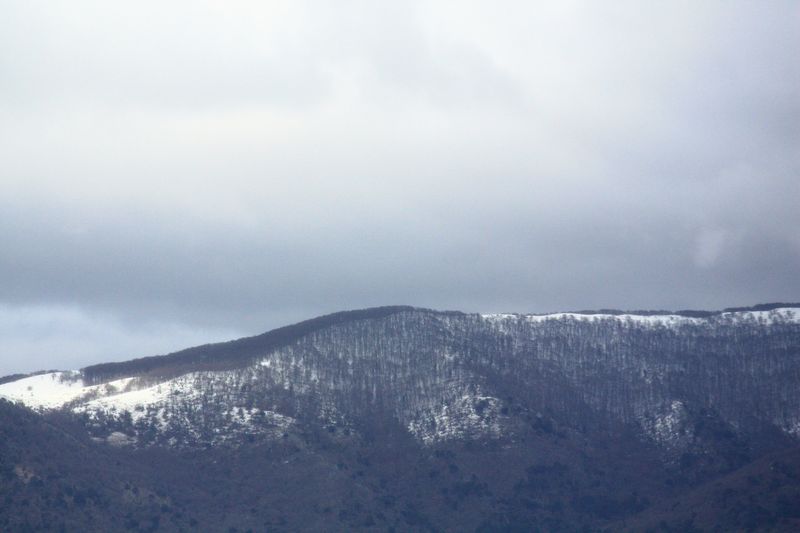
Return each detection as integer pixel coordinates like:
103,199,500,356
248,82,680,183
1,304,799,452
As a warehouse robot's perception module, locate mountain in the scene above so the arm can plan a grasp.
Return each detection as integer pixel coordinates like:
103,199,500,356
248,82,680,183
1,304,800,531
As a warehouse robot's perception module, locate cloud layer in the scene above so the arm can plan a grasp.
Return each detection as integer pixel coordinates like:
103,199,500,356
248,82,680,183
1,1,799,374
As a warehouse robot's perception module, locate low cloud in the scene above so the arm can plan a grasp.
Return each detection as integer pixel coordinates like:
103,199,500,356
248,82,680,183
1,1,798,374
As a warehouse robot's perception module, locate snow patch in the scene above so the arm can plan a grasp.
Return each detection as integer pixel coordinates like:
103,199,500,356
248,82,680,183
106,431,136,447
482,307,800,326
0,371,136,410
639,400,693,450
408,394,503,445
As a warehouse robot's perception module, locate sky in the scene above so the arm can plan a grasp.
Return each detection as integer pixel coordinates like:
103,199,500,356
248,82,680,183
1,1,799,375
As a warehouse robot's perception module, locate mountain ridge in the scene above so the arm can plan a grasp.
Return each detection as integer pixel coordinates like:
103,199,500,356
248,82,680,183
2,302,800,531
3,302,796,385
77,300,800,381
3,302,799,448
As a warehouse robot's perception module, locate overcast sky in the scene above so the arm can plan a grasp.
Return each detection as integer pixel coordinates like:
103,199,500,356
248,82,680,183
1,1,799,375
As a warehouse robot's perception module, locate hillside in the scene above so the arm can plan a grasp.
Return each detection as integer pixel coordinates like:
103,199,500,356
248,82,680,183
1,304,799,531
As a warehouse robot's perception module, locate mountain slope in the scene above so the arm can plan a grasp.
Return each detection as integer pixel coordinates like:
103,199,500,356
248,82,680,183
613,446,800,532
3,305,799,451
1,304,800,531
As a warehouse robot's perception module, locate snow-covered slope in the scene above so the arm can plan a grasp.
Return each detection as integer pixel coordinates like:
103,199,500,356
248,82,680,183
482,306,800,325
1,305,799,451
0,371,136,410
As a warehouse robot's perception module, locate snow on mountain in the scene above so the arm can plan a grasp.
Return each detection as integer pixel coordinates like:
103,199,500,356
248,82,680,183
407,392,504,445
482,306,800,325
1,305,799,451
0,371,136,410
719,307,800,323
77,370,296,447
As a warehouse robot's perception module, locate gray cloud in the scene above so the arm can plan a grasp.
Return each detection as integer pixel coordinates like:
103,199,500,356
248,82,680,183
1,1,799,375
0,303,240,375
